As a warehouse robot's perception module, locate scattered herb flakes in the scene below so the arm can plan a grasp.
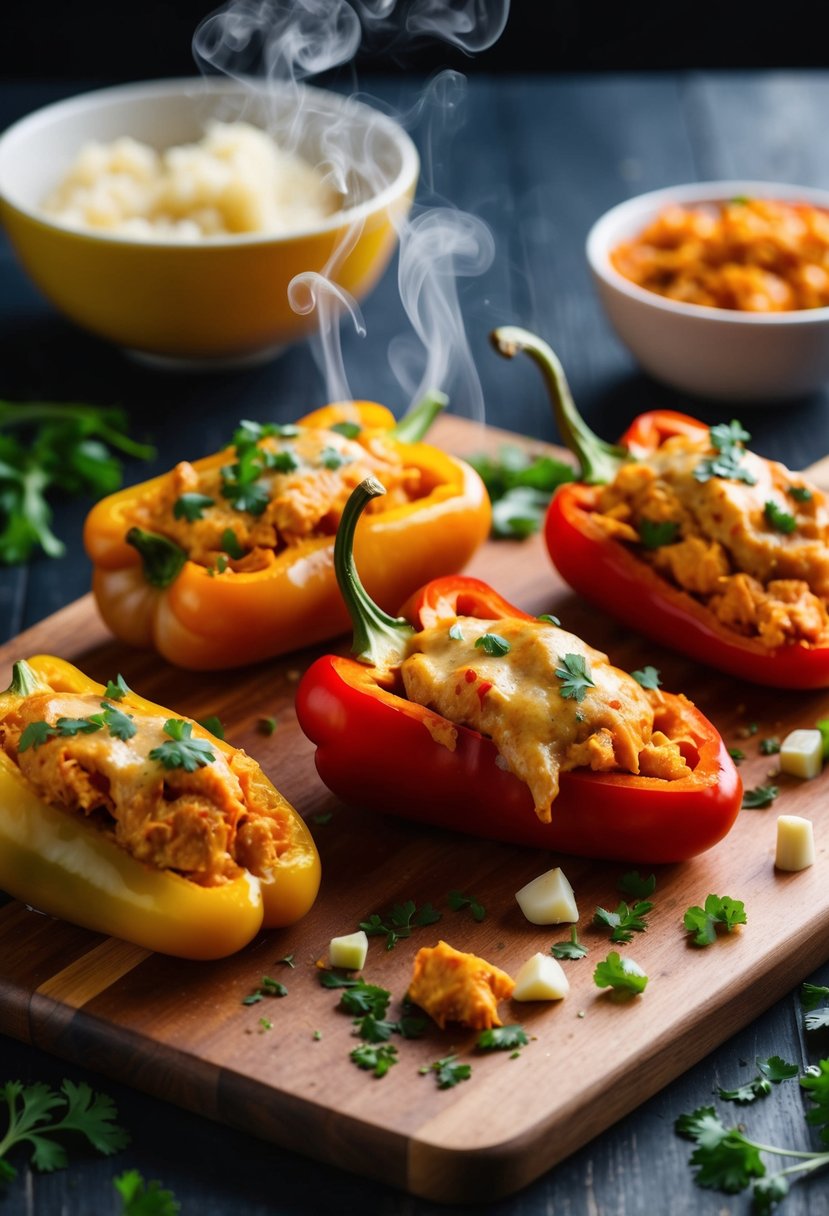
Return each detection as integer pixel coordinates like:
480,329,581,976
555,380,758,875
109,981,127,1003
695,420,757,487
618,870,657,899
329,421,361,440
318,446,349,470
728,747,745,764
197,715,225,740
638,519,678,549
474,632,511,657
359,900,441,950
683,895,746,947
312,1030,323,1041
817,719,829,760
103,674,130,701
759,737,781,756
551,926,588,960
718,1057,798,1104
447,890,486,922
742,784,779,810
258,715,278,736
350,1043,398,1078
0,1079,129,1180
593,952,648,995
18,720,58,752
467,445,574,539
173,492,214,522
631,665,662,690
337,982,391,1019
593,899,653,945
114,1169,180,1216
555,653,595,702
241,992,264,1007
352,1015,399,1043
476,1025,529,1052
448,623,464,641
243,976,287,1006
802,983,829,1032
277,954,295,969
258,1017,273,1032
421,1054,472,1090
149,720,215,772
220,528,244,559
789,484,813,503
764,500,797,534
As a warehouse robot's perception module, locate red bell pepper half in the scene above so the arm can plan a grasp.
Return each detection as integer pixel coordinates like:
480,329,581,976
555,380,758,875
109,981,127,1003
492,326,829,689
295,477,742,864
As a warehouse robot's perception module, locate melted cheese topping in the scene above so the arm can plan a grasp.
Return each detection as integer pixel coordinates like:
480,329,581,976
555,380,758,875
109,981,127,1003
131,427,422,568
400,617,689,822
0,692,289,886
595,433,829,648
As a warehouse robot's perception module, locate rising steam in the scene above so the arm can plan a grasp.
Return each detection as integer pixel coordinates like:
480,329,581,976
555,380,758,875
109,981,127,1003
194,0,509,418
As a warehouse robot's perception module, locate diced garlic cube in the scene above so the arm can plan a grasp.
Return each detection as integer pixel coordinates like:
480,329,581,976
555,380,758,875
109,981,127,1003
775,815,816,871
515,866,578,925
512,953,570,1001
779,729,823,779
328,930,368,971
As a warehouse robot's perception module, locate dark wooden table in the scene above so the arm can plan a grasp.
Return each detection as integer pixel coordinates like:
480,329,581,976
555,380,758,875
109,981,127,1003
2,71,829,1215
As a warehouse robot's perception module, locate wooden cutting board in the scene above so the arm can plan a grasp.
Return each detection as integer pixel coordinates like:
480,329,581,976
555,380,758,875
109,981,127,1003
2,415,829,1204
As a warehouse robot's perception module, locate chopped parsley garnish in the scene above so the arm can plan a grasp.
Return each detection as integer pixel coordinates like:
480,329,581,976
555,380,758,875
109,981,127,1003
789,484,813,503
197,715,224,740
350,1043,398,1078
474,632,511,657
764,500,797,534
683,894,746,946
18,701,136,749
148,720,215,772
18,721,60,750
742,784,779,809
695,420,757,486
759,736,781,755
802,983,829,1031
447,890,486,922
98,702,137,742
728,747,745,764
220,475,270,516
233,420,300,445
448,623,464,641
103,675,130,701
618,870,657,899
638,519,678,549
114,1168,180,1216
50,715,103,737
359,900,442,950
243,976,288,1005
173,492,214,521
263,449,300,474
0,1078,129,1180
258,716,277,736
220,529,244,559
555,653,595,702
477,1025,529,1052
467,444,574,540
420,1054,472,1089
717,1056,799,1104
594,899,653,944
593,951,648,995
318,446,349,470
329,421,361,440
551,926,588,960
631,665,661,690
337,981,391,1019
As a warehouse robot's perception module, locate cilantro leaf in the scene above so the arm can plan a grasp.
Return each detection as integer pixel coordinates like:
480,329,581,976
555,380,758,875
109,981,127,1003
490,486,555,539
359,901,442,950
148,720,215,772
173,492,214,522
728,747,745,764
695,421,756,487
618,870,657,899
467,445,574,540
789,484,813,503
631,665,661,690
742,785,779,809
638,519,678,549
329,421,361,440
684,894,746,946
555,653,595,702
759,737,781,755
337,982,391,1019
114,1168,181,1216
103,675,130,701
801,1059,829,1143
476,1025,529,1051
258,716,277,736
98,701,136,742
421,1054,471,1089
54,715,104,737
18,721,58,751
717,1078,771,1104
220,477,270,516
711,420,751,448
447,890,486,922
448,623,464,641
551,926,588,960
220,529,244,559
318,446,349,470
594,899,653,944
197,715,225,740
0,1079,129,1179
350,1043,398,1078
474,632,511,657
764,500,797,534
593,951,648,995
758,1056,799,1083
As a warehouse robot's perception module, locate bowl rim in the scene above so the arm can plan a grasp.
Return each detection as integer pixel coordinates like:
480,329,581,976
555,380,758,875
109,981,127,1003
585,179,829,326
0,75,420,249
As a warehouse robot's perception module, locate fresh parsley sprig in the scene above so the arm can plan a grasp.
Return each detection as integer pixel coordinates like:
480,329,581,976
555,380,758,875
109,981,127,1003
0,1079,129,1181
593,952,648,995
802,983,829,1032
476,1025,529,1052
447,890,486,922
474,633,511,657
594,899,653,945
148,720,215,772
114,1168,180,1215
556,653,595,702
683,895,746,947
467,444,574,539
764,500,797,534
743,785,779,809
350,1043,398,1078
695,420,757,486
717,1056,798,1105
551,926,588,960
359,900,442,951
638,519,678,549
631,666,661,691
420,1054,471,1089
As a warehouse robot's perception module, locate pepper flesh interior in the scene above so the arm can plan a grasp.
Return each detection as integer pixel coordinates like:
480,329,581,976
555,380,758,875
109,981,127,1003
592,432,829,650
400,616,690,822
0,690,294,887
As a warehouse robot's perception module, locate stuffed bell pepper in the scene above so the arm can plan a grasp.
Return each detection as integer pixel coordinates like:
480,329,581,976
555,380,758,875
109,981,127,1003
84,396,490,670
0,656,320,958
493,326,829,689
295,477,742,863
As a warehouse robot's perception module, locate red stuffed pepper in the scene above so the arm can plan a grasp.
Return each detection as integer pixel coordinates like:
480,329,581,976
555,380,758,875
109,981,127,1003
492,326,829,689
296,477,742,864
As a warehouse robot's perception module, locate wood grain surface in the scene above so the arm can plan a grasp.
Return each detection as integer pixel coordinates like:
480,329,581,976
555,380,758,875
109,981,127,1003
2,416,829,1204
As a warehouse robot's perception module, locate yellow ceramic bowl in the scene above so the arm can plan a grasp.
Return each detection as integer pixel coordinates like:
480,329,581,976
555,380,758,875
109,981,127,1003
0,78,418,366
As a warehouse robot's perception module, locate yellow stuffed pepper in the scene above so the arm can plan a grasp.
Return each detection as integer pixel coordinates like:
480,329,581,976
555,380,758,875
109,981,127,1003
0,656,320,959
84,396,491,670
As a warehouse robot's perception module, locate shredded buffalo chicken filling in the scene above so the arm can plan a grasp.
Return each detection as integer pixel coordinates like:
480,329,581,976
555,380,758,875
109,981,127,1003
408,940,515,1030
592,432,829,650
400,617,690,823
131,425,422,570
0,692,292,886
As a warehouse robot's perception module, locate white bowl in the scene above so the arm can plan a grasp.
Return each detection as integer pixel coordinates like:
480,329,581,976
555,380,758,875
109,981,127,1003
586,180,829,402
0,77,419,366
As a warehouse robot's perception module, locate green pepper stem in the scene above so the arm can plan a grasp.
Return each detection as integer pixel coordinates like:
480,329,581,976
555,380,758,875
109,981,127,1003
490,327,629,484
387,390,448,444
334,477,414,668
126,528,187,589
4,659,46,696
